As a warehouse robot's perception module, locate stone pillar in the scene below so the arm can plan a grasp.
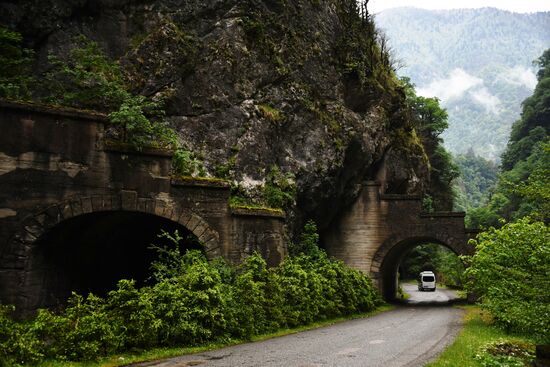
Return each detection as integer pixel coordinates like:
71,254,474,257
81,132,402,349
324,181,389,275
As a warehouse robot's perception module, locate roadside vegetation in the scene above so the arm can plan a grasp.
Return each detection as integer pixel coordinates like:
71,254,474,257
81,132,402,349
0,222,383,366
427,306,537,367
428,48,550,366
400,244,465,289
461,49,550,345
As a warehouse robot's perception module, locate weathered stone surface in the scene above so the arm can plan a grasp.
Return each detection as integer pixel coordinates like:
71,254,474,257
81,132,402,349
324,181,473,300
0,0,431,237
0,102,287,313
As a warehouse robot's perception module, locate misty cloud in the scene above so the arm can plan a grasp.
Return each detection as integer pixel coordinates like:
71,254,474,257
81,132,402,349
417,68,482,102
469,87,502,114
498,66,537,90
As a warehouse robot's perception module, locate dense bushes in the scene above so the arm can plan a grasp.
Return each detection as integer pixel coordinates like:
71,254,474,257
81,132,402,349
0,228,381,365
465,218,550,343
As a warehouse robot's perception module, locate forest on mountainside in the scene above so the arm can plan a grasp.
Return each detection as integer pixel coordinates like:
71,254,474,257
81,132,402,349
467,48,550,228
376,7,550,161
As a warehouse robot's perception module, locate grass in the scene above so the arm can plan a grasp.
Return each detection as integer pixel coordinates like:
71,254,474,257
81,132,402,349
38,305,394,367
426,306,536,367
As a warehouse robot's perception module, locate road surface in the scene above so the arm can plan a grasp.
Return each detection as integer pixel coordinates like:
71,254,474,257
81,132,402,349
129,284,463,367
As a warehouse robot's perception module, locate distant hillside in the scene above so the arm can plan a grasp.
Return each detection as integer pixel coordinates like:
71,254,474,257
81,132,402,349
375,7,550,160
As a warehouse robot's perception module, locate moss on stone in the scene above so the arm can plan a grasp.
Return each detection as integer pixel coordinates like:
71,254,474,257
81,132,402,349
171,175,230,188
258,103,283,122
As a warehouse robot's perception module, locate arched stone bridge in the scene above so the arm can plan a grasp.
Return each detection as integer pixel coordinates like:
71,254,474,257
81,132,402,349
0,101,286,313
324,182,476,299
0,101,475,313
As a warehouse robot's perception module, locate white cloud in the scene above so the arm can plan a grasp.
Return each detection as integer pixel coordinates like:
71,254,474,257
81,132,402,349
498,66,538,89
469,87,502,114
417,68,483,102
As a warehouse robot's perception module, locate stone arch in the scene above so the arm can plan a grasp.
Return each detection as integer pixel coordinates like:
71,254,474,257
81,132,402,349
10,191,222,259
4,191,223,313
370,234,466,300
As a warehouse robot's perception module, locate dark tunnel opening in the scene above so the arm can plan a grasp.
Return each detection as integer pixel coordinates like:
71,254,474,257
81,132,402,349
29,211,201,309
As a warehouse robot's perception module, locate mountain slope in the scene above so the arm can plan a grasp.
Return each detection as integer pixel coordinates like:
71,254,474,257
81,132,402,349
375,7,550,160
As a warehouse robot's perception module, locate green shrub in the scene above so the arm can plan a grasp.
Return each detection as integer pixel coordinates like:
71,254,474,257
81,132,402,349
0,27,34,100
106,280,160,349
109,95,178,150
465,218,550,342
43,36,127,111
172,149,206,177
43,36,178,151
263,165,296,209
0,305,43,366
0,224,381,364
231,254,270,337
289,220,321,257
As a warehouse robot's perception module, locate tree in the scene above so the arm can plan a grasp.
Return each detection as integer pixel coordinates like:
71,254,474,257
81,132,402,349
401,77,458,210
0,26,34,99
465,218,550,342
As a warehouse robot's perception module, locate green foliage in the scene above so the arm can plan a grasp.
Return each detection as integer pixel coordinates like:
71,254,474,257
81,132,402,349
453,151,499,212
472,47,550,227
109,95,178,150
511,141,550,222
421,195,434,212
289,220,321,257
474,340,535,367
400,244,465,288
43,36,126,111
0,27,35,100
41,36,178,150
334,0,398,94
465,219,550,342
501,47,550,170
0,224,381,365
401,77,448,138
263,165,296,209
258,104,283,122
401,77,459,210
171,149,206,177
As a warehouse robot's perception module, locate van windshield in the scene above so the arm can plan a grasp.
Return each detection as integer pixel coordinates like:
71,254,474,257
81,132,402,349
422,276,435,282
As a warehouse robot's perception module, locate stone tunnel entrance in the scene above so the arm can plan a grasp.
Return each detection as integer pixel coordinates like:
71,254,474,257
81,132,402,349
377,237,462,301
27,211,201,310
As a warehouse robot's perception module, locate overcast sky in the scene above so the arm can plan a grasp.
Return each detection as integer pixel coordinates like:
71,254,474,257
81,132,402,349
368,0,550,14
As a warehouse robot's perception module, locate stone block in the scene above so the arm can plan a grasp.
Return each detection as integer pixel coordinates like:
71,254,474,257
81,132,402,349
70,199,83,217
81,197,93,214
186,215,201,232
154,200,166,216
120,190,137,211
194,223,209,240
137,198,148,213
61,203,73,219
90,196,104,211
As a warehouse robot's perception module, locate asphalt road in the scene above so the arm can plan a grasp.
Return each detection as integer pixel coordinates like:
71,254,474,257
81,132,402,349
129,284,463,367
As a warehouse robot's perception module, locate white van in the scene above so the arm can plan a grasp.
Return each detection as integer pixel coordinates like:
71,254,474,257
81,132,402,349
418,271,436,291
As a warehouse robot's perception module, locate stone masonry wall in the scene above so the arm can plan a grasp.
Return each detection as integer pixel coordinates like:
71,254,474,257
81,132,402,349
324,181,473,298
0,101,286,312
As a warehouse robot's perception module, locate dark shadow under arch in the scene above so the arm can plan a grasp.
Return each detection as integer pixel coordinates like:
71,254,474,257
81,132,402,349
25,210,202,310
3,193,224,314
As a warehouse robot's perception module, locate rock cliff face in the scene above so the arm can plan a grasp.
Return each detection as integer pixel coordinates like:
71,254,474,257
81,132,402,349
0,0,430,236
